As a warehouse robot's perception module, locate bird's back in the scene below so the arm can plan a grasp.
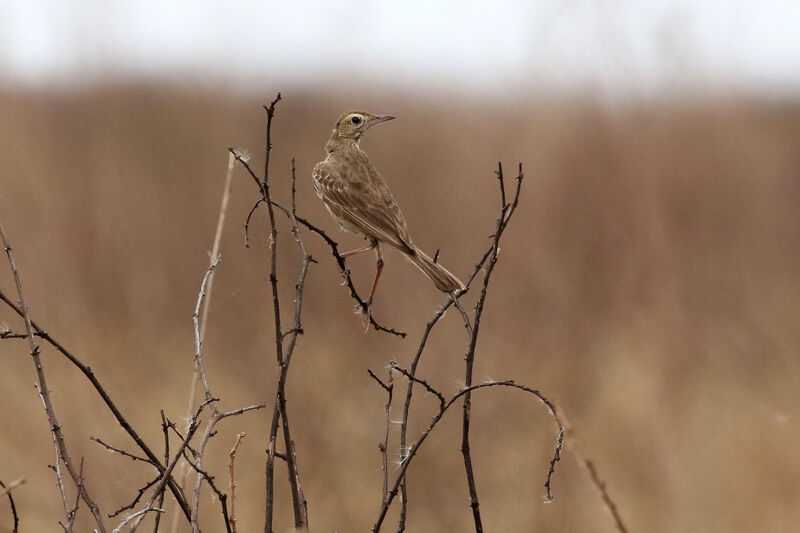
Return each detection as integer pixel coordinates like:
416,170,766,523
313,144,414,253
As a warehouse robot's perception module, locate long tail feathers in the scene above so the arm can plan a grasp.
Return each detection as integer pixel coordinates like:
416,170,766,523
407,248,466,293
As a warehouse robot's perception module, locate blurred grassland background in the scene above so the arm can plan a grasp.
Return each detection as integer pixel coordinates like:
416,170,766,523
2,2,800,532
1,86,799,532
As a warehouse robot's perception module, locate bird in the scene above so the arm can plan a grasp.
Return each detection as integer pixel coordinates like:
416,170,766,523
312,111,465,305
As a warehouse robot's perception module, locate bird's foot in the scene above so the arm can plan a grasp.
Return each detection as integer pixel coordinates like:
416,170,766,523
339,267,351,286
354,299,373,333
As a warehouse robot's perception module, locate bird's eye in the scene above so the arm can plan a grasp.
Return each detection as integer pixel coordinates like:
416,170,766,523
351,116,362,125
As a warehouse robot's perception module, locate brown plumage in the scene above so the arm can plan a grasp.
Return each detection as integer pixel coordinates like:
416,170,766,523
313,111,465,299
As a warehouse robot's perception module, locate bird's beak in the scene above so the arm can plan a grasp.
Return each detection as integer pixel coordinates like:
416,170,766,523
369,115,395,126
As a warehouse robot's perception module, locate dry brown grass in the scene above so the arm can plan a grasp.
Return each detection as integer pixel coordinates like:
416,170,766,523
1,85,799,532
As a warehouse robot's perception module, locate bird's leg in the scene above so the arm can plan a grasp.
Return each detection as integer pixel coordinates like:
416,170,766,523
366,241,384,307
339,239,378,286
340,240,378,258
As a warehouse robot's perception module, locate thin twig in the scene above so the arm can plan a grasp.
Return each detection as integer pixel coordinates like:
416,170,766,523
153,411,169,533
0,478,22,533
227,433,246,533
389,364,445,412
279,159,310,530
0,221,107,532
0,329,44,339
64,458,84,531
193,255,222,404
243,199,265,248
291,211,406,338
90,437,152,465
368,368,394,504
108,476,159,519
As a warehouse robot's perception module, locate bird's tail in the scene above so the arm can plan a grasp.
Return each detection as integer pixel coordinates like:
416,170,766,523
407,248,466,293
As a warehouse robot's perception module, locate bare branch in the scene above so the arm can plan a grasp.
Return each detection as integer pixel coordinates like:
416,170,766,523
64,458,84,531
389,364,445,412
227,433,246,533
192,255,223,404
108,476,159,519
368,368,394,504
0,478,22,533
291,211,407,338
153,411,169,533
0,221,107,532
90,437,152,465
0,289,192,520
243,198,265,248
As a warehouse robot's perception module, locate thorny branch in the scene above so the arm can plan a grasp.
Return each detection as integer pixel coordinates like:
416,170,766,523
0,291,192,521
367,368,394,505
230,93,309,533
0,220,107,532
90,437,151,465
63,459,83,532
227,433,246,533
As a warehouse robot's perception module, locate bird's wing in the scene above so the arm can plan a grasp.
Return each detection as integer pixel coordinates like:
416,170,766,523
313,161,414,253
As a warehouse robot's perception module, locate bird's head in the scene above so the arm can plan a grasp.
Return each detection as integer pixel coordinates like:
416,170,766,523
333,111,395,141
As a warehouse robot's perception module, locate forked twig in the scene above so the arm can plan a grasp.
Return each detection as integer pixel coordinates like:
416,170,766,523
125,398,214,532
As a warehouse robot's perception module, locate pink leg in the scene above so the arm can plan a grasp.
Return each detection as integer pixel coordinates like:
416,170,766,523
367,243,384,305
341,239,378,258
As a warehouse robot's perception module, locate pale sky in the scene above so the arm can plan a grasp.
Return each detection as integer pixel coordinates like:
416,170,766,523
0,0,798,98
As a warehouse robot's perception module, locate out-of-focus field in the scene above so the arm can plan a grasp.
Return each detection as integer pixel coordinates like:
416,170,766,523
1,86,799,532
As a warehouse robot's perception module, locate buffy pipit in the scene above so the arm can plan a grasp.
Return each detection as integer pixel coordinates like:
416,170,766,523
313,111,465,305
